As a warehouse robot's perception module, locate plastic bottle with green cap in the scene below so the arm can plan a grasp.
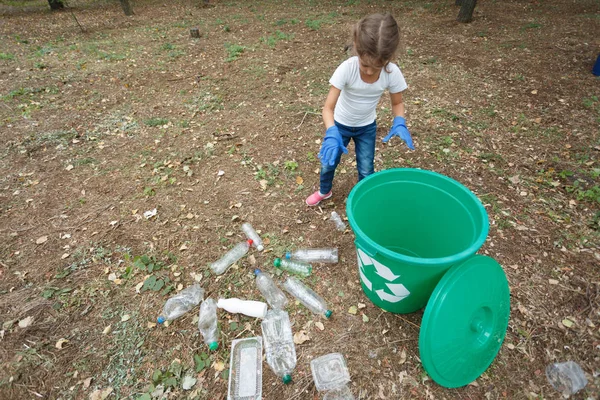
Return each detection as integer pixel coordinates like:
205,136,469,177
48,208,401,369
261,309,296,384
198,298,219,351
157,283,204,324
273,258,312,277
283,277,332,318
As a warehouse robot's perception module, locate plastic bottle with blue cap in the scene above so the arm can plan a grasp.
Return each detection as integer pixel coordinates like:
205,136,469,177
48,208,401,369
157,284,204,324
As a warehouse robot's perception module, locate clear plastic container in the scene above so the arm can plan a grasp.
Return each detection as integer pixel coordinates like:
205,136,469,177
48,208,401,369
310,353,351,392
323,385,355,400
330,211,347,232
283,277,332,318
157,284,204,324
285,248,338,263
261,309,296,384
241,223,264,251
546,361,587,396
228,337,263,400
255,269,288,309
198,298,219,351
210,240,253,275
273,258,312,277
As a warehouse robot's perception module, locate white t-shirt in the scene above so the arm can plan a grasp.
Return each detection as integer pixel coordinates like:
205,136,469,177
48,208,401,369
329,56,407,127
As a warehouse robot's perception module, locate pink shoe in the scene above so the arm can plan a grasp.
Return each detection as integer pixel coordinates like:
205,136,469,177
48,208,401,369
306,190,332,206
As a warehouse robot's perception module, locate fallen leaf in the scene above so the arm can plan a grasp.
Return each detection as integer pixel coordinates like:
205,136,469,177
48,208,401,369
362,314,369,323
36,236,48,244
143,209,157,219
55,338,69,349
531,89,538,95
357,302,366,309
562,318,574,328
121,314,131,322
315,321,325,331
18,316,34,328
135,282,144,293
548,279,559,285
213,361,225,372
399,349,406,364
102,325,112,335
182,375,197,390
217,170,225,176
348,306,358,315
147,322,156,328
61,253,70,259
506,343,515,350
179,243,188,251
248,254,256,265
108,273,117,281
66,164,74,171
296,176,303,185
259,179,268,190
89,387,113,400
293,330,310,344
82,377,92,389
508,175,520,184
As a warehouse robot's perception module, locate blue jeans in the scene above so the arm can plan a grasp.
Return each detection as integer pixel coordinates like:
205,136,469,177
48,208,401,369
320,120,377,194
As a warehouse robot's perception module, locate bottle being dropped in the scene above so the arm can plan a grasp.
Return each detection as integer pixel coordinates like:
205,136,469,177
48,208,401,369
546,361,588,396
255,269,288,309
198,298,219,351
262,309,296,384
157,284,204,324
283,277,332,318
217,298,268,319
210,239,253,275
228,337,262,400
241,223,264,251
330,211,346,232
274,257,312,277
285,248,338,264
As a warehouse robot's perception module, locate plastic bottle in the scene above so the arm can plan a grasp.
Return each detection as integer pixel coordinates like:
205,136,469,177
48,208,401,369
285,248,338,264
157,284,204,324
273,257,312,276
217,298,268,319
255,269,288,309
210,239,253,275
261,309,297,384
283,277,332,318
228,336,262,400
330,211,347,232
241,223,264,251
546,361,588,396
198,298,219,351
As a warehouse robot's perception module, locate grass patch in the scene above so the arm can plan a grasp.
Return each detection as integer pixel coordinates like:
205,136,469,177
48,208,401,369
144,118,169,127
224,43,245,62
0,52,15,60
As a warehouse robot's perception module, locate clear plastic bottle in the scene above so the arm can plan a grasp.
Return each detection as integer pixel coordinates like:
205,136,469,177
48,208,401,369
285,248,338,264
273,257,312,277
217,298,268,319
261,309,296,384
241,223,264,251
210,239,253,275
198,298,219,351
157,284,204,324
330,211,347,232
546,361,588,396
283,277,332,318
255,269,288,309
228,337,262,400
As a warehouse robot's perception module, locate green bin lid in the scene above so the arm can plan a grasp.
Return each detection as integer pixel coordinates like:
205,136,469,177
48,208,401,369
419,255,510,388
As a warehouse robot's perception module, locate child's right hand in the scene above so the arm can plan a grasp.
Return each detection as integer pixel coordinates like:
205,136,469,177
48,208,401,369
318,126,348,166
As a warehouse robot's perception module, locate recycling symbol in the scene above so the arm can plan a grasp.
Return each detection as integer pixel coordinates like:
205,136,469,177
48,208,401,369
356,247,410,304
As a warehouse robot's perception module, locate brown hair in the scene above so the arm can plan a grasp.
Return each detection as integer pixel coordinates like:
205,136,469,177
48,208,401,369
352,13,400,71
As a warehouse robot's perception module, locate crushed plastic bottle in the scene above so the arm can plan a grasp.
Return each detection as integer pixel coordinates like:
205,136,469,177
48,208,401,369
217,298,268,319
311,353,351,394
210,239,253,275
330,211,346,232
255,269,288,309
546,361,588,396
283,277,332,318
157,284,204,324
241,223,264,251
228,336,262,400
261,309,296,384
273,257,312,277
198,298,219,351
285,248,338,264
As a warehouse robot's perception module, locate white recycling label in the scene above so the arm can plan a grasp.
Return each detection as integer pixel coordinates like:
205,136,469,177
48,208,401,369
357,247,410,304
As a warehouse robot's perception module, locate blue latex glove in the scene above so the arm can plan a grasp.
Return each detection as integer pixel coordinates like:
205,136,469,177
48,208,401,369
318,126,348,166
382,116,415,150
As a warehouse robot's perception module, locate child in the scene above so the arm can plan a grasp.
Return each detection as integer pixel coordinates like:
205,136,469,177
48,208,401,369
306,13,414,206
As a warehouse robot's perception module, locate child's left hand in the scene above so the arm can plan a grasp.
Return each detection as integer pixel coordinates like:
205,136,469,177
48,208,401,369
382,116,415,150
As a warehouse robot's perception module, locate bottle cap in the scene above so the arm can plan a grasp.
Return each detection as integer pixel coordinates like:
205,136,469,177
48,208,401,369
257,244,264,251
247,239,254,246
325,310,332,319
308,266,313,274
254,268,262,275
157,316,166,324
273,258,282,268
282,374,292,384
285,251,291,259
209,342,219,351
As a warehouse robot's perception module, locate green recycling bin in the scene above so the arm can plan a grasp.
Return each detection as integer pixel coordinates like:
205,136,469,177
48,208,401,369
346,168,510,388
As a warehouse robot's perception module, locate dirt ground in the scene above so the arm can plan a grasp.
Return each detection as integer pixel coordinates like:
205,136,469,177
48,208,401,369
1,0,599,399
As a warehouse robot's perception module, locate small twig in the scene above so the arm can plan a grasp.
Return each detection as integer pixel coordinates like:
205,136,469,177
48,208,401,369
63,0,85,33
393,314,421,330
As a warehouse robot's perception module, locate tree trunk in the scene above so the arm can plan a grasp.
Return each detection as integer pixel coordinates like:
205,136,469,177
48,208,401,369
457,0,477,23
48,0,64,10
119,0,134,16
455,0,463,5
